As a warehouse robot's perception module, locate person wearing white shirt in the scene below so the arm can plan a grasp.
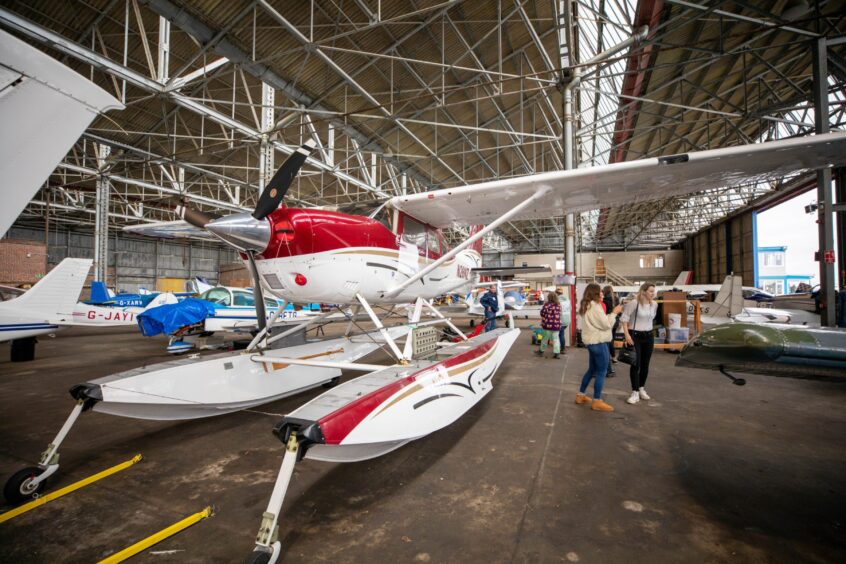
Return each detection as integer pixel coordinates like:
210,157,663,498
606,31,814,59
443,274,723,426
620,283,658,405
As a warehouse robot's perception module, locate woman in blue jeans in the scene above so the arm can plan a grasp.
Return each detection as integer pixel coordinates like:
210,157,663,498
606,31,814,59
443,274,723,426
576,283,623,412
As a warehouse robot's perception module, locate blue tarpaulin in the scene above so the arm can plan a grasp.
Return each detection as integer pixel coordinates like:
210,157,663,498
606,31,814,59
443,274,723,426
137,298,217,336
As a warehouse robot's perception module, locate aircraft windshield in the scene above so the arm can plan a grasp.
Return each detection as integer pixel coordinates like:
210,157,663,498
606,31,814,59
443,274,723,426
200,288,231,306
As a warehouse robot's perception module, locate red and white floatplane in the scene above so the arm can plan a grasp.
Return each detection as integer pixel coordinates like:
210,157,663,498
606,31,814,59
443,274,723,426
6,131,846,563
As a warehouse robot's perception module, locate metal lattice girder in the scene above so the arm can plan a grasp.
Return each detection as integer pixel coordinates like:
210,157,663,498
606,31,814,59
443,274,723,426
1,1,844,254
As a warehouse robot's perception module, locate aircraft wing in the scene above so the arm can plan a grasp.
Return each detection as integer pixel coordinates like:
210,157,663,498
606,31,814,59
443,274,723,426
472,266,550,276
389,132,846,228
123,220,216,240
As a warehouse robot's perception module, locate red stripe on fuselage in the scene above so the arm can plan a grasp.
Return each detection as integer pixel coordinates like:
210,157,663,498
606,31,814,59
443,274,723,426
317,336,498,445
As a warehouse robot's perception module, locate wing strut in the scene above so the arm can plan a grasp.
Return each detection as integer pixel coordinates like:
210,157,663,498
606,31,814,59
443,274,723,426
384,188,549,298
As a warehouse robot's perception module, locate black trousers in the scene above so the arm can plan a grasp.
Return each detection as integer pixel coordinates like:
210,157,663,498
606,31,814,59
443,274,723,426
606,317,620,361
629,331,654,390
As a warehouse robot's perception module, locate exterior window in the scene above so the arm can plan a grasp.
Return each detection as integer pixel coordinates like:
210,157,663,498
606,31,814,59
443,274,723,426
762,252,784,266
232,290,255,306
401,216,427,248
200,288,231,306
555,259,565,270
639,254,665,268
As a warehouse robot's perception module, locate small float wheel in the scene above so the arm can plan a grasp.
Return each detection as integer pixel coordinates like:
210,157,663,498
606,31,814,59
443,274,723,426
4,466,46,504
244,551,271,564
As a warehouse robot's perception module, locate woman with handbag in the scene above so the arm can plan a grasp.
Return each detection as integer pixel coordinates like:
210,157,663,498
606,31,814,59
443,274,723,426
535,292,562,359
576,283,623,411
620,282,658,405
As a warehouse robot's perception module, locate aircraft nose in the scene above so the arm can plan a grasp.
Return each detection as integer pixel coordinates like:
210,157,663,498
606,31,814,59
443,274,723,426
205,212,271,252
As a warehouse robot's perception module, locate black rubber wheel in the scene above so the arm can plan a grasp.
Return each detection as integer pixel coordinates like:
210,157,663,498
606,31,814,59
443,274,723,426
244,549,272,564
4,466,46,504
322,376,341,389
10,337,37,362
469,319,475,328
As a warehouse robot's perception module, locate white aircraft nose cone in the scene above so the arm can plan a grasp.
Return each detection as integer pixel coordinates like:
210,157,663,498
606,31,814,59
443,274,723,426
205,212,271,251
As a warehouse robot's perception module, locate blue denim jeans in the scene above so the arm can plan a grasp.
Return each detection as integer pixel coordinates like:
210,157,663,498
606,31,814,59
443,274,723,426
558,326,567,351
580,343,610,400
484,314,496,331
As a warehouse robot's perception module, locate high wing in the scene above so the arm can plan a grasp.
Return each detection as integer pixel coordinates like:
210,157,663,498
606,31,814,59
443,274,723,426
389,132,846,228
0,29,123,237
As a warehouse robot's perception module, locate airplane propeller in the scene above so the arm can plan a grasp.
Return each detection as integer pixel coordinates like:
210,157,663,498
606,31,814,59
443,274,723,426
253,139,317,220
173,139,318,339
175,205,219,229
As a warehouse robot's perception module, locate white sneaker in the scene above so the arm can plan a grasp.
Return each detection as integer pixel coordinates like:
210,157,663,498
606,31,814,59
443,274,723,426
639,388,651,400
626,391,640,404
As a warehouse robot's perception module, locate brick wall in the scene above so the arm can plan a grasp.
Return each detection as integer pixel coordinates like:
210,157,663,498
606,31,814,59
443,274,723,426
0,240,48,285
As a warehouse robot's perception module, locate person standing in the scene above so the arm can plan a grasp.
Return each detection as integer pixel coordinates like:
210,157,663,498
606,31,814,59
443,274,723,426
535,292,562,359
479,285,498,332
620,282,658,405
555,287,569,354
602,285,620,377
576,283,623,411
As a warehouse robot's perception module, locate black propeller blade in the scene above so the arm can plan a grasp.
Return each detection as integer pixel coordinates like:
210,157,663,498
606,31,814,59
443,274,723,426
176,204,220,229
245,250,268,335
252,139,317,220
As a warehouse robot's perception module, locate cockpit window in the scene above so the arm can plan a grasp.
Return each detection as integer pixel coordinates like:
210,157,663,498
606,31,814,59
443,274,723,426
200,288,231,306
401,216,427,248
232,290,255,306
370,205,392,231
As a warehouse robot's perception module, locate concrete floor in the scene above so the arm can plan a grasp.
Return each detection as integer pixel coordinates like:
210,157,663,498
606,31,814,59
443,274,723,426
1,321,845,562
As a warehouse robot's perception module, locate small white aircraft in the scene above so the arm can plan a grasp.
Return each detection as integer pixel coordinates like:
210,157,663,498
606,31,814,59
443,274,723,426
0,258,92,361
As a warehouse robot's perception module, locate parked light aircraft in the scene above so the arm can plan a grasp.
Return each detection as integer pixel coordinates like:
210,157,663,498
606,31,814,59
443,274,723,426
0,258,92,360
7,132,846,561
676,323,846,383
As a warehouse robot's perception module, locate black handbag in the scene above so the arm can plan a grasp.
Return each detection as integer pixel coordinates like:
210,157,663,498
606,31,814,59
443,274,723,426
618,345,637,367
618,302,638,366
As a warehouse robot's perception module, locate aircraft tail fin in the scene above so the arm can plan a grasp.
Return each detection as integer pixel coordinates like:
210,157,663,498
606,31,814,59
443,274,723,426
89,280,110,303
468,225,484,255
708,275,743,318
672,271,693,286
12,258,92,317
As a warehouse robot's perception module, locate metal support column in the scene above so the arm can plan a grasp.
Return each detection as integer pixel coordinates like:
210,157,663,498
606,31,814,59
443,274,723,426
258,83,275,192
94,144,111,284
157,16,170,82
812,38,836,326
836,167,845,292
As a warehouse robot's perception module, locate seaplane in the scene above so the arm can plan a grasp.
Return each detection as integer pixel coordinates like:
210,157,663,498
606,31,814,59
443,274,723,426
5,131,846,560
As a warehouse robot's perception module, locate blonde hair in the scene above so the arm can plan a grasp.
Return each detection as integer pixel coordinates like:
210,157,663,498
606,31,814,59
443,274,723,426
579,283,601,316
636,282,656,305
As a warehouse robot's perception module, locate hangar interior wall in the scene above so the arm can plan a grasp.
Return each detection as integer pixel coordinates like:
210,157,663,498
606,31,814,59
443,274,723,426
2,226,239,294
684,211,755,286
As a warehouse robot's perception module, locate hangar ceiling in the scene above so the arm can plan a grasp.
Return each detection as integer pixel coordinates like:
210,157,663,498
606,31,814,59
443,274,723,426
2,0,845,253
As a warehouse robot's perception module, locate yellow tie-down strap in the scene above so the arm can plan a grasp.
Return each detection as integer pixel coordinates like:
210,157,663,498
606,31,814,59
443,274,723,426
0,454,143,524
98,506,215,563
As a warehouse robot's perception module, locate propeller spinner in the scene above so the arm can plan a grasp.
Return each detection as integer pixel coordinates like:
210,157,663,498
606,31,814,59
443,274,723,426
178,139,317,251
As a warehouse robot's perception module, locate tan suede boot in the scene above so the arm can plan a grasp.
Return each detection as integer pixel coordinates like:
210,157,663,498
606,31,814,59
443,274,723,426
591,399,614,412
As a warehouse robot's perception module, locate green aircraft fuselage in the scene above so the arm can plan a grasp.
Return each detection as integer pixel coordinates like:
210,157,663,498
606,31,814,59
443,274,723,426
676,323,846,380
